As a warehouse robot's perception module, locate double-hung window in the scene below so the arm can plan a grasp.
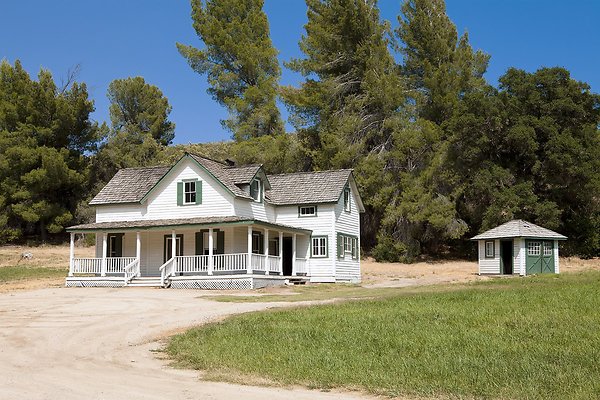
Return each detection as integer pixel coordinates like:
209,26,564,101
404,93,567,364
485,241,495,258
311,236,327,258
184,181,196,204
337,233,358,260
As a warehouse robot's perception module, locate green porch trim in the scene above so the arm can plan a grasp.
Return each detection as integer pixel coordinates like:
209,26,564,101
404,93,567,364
67,219,312,235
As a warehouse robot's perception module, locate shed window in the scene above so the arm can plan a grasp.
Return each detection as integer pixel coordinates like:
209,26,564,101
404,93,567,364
184,181,196,204
311,236,327,258
299,205,317,217
484,241,495,258
543,241,553,256
527,241,541,256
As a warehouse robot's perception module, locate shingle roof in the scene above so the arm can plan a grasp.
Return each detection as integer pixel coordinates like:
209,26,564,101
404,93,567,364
266,169,352,205
89,153,361,208
188,154,253,199
89,166,170,205
67,216,311,234
224,164,262,184
471,220,567,240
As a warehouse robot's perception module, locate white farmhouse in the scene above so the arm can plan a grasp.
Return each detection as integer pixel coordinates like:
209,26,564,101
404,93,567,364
67,153,364,289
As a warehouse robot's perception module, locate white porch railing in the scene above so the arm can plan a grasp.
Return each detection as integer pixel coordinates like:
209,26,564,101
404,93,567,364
267,255,281,274
107,257,137,274
72,258,102,274
176,255,209,274
213,253,247,272
295,258,308,275
159,257,175,287
251,254,266,271
124,258,140,283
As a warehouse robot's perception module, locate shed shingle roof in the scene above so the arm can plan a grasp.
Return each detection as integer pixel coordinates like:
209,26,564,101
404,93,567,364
471,220,567,240
266,169,352,205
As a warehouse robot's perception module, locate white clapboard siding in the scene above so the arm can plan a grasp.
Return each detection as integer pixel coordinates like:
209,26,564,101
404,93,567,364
276,204,335,281
478,239,501,274
145,159,234,219
232,198,277,223
334,184,361,282
96,204,145,222
513,238,522,275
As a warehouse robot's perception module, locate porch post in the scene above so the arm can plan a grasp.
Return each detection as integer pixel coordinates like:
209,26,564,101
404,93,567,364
208,228,214,275
291,233,297,276
247,225,252,274
136,232,141,277
171,230,177,274
101,232,107,277
264,228,269,275
278,231,283,275
69,232,75,277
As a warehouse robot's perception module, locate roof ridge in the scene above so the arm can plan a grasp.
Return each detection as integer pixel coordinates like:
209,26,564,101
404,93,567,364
187,152,228,167
118,165,171,171
267,169,353,177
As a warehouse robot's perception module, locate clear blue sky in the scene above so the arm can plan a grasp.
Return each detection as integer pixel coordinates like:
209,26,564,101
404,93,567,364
2,1,599,144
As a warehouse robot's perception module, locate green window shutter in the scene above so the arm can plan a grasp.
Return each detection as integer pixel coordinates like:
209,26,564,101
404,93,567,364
216,230,225,254
337,233,343,259
177,182,183,206
196,180,202,205
195,231,204,255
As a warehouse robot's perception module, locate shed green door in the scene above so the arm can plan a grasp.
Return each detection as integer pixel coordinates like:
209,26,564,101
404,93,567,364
525,240,555,274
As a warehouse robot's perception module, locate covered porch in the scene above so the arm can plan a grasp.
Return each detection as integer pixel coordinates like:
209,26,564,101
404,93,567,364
66,217,311,288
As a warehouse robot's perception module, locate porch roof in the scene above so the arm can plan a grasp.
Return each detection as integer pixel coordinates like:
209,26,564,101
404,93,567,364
66,216,312,235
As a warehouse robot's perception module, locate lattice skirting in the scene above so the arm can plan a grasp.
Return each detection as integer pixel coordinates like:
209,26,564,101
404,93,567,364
170,278,253,290
66,279,125,288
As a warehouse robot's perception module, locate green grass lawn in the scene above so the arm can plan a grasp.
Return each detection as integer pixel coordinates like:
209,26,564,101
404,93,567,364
0,265,67,283
168,272,600,399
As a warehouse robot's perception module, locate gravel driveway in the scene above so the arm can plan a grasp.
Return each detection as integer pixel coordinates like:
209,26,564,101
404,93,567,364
0,288,368,400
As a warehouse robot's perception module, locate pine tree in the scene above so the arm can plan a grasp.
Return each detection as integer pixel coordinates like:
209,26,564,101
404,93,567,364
177,0,283,140
396,0,489,125
0,60,101,242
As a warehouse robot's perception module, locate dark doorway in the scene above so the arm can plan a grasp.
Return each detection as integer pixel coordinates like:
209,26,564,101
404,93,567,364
282,237,293,276
500,240,513,275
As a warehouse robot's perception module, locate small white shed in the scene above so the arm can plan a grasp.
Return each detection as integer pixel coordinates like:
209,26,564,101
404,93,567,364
471,220,567,276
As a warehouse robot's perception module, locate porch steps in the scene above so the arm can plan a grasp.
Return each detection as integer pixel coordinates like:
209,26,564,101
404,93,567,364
286,276,309,285
126,277,164,288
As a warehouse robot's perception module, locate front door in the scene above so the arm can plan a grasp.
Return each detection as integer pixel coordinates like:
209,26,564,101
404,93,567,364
500,240,513,275
282,237,293,276
164,234,183,262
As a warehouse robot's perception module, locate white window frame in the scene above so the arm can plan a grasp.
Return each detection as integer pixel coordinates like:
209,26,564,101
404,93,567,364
543,241,553,256
344,236,352,254
343,188,351,212
528,241,541,256
183,180,196,204
311,236,328,258
250,179,262,202
299,205,317,217
485,241,495,258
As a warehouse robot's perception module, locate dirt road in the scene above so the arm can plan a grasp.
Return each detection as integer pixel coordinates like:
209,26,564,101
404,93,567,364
0,288,369,400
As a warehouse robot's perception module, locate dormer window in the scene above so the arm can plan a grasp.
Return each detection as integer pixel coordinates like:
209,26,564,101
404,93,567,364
343,187,351,212
250,178,262,202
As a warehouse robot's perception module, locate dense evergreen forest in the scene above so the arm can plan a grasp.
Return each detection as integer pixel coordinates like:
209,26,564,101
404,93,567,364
1,0,599,260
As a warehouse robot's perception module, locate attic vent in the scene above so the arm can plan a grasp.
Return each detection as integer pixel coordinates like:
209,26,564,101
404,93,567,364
225,159,236,166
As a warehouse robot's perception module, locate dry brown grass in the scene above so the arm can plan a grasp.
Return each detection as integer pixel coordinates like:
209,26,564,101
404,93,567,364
0,244,94,292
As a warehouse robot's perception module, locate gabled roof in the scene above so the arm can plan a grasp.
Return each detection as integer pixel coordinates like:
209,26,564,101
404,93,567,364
266,169,362,209
89,153,363,209
471,220,567,240
89,166,170,205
